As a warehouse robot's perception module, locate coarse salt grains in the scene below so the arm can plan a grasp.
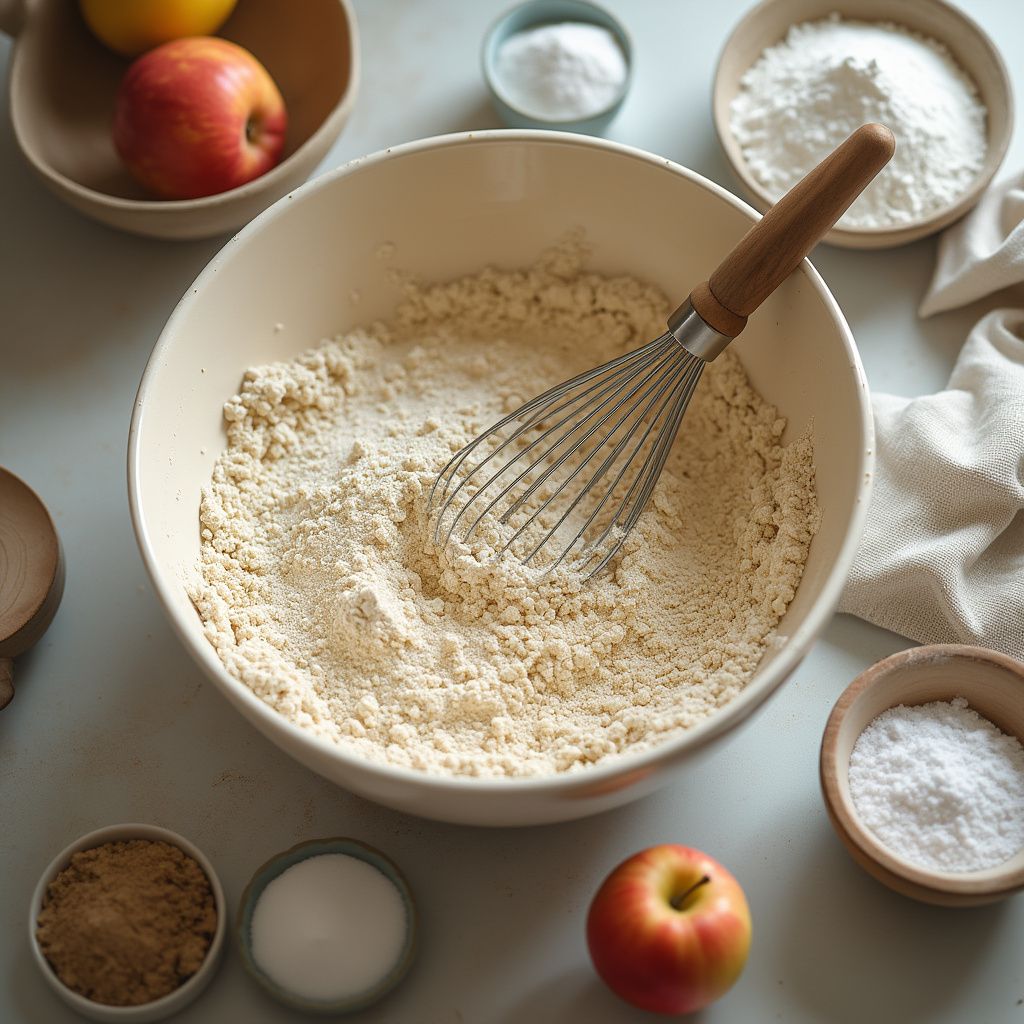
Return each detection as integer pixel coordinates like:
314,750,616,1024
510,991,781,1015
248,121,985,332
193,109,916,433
848,698,1024,873
249,853,412,1006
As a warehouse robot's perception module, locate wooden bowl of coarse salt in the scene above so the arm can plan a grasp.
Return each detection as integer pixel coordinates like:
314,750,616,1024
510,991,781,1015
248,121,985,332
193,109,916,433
713,0,1013,249
821,645,1024,907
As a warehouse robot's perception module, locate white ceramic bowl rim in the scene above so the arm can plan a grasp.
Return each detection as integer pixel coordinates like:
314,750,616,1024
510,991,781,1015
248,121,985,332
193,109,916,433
128,128,874,798
29,823,227,1019
7,0,361,214
481,0,634,126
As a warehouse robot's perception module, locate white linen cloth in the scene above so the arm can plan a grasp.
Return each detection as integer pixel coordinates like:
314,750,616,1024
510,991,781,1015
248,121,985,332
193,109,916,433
838,172,1024,658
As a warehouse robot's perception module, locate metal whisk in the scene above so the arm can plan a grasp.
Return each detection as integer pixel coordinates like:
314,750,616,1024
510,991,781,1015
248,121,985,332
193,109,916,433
429,124,894,578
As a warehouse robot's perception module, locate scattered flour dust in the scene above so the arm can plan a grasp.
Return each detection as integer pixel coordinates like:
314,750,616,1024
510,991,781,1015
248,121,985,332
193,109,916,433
190,241,820,777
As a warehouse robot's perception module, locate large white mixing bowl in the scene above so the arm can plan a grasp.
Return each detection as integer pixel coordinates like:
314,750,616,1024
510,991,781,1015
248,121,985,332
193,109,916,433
128,131,872,826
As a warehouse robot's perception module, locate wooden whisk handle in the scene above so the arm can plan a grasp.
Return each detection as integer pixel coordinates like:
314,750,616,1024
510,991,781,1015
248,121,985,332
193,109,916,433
689,123,895,338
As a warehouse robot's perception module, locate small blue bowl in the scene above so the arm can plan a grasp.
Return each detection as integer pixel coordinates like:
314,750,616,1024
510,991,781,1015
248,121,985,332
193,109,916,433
237,837,417,1016
482,0,633,135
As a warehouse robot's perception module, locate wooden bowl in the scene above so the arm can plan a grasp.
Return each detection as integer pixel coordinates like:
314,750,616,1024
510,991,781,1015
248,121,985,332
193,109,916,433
3,0,358,240
0,467,64,710
713,0,1014,249
820,645,1024,906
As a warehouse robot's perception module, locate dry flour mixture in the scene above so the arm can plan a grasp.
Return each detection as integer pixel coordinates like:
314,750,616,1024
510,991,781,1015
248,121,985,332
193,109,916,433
191,244,819,777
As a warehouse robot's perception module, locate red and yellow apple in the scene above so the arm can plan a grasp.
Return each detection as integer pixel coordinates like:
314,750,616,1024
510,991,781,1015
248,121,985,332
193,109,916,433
80,0,238,57
113,37,287,201
586,844,751,1015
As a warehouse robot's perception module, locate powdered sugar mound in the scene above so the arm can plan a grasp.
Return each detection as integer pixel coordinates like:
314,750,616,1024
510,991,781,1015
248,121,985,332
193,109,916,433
190,242,819,777
730,15,987,229
849,697,1024,872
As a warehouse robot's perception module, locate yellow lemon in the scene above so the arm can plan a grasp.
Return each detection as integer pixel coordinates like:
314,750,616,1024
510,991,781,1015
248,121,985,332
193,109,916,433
79,0,239,57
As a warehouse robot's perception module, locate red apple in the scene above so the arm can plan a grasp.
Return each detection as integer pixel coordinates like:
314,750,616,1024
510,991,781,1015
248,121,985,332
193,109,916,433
586,844,751,1015
113,36,287,200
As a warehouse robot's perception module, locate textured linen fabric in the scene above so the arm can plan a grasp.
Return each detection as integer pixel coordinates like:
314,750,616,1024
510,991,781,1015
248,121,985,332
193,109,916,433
839,174,1024,657
919,171,1024,316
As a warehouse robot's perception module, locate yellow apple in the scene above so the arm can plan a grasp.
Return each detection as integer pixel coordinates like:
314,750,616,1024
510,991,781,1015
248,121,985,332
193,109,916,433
79,0,239,57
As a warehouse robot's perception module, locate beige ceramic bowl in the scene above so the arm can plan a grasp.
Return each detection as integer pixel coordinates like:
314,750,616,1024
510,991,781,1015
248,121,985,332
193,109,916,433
129,130,873,826
713,0,1013,249
821,645,1024,906
30,823,227,1022
0,0,358,239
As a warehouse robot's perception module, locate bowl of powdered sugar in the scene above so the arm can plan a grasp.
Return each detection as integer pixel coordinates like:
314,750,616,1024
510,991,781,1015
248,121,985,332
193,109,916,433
821,645,1024,907
129,130,873,826
714,0,1013,248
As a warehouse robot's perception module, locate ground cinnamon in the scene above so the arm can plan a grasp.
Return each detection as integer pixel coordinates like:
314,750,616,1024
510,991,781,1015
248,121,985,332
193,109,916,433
36,838,217,1006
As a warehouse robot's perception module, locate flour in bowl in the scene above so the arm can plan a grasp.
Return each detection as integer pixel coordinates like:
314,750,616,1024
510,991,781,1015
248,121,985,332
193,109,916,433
190,243,819,777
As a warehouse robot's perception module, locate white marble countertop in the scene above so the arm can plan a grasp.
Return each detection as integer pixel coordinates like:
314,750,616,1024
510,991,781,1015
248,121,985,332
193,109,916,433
2,2,1023,1021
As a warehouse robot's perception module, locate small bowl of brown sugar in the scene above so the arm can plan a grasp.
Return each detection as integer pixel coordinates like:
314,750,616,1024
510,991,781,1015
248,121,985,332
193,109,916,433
29,823,226,1022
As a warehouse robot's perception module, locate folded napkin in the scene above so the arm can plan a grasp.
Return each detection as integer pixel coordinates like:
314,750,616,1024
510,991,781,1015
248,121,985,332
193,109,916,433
839,172,1024,659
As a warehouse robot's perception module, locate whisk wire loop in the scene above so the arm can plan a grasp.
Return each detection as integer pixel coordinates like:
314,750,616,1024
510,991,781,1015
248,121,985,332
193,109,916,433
581,360,704,578
490,342,685,533
547,357,703,575
429,331,707,576
456,337,681,547
505,346,692,563
428,334,674,546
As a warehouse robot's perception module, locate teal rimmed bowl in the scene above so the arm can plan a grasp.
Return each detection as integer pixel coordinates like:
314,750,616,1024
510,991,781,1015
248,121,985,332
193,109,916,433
481,0,633,134
236,837,417,1015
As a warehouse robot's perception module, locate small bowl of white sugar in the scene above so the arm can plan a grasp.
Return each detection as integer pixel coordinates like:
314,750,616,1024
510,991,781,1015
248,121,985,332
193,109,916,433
236,837,417,1014
713,0,1013,248
821,645,1024,906
482,0,632,134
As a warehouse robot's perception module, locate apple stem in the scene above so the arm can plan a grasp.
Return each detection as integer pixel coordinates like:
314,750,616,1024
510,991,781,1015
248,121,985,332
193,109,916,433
670,875,711,911
246,117,259,144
